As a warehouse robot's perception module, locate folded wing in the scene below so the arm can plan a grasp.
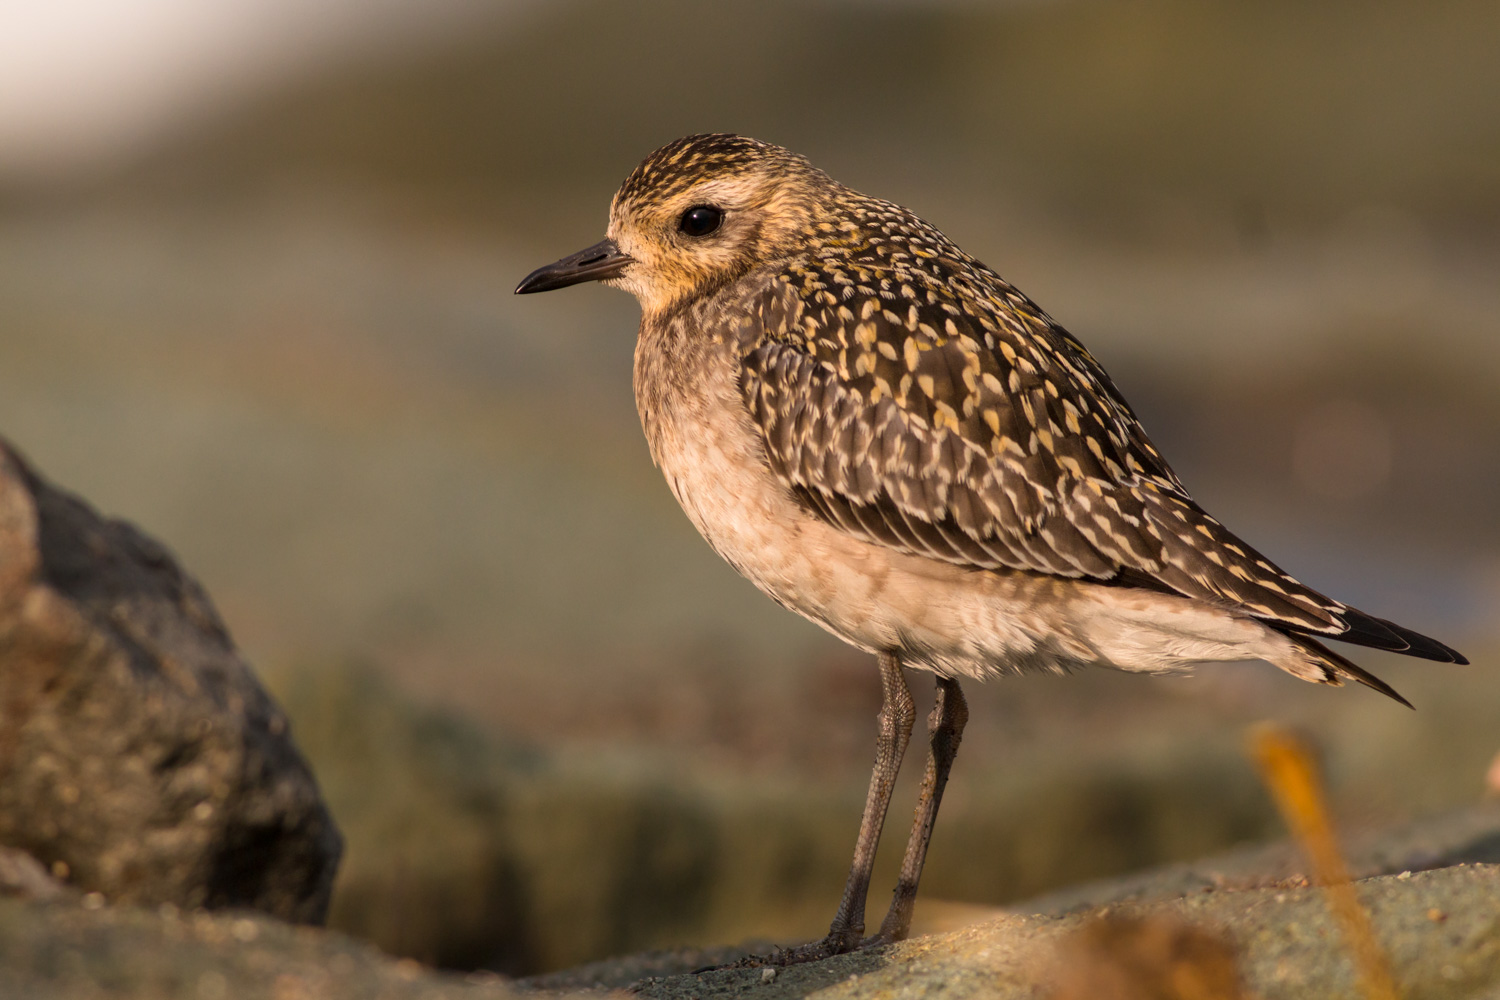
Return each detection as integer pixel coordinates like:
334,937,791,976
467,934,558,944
736,256,1464,664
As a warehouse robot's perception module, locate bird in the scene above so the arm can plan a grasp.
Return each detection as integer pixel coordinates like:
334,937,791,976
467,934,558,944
514,133,1467,960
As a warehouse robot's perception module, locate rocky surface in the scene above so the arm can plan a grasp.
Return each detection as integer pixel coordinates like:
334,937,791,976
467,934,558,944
0,742,1496,999
1022,799,1500,916
526,804,1500,999
0,439,341,923
4,846,1496,1000
277,653,1500,978
0,895,529,1000
527,865,1500,1000
277,661,1294,975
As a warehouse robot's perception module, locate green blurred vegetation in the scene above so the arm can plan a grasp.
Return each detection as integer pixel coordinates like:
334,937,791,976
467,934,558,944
267,651,1500,974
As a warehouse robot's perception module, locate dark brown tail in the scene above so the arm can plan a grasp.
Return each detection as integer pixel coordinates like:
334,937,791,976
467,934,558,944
1280,631,1414,708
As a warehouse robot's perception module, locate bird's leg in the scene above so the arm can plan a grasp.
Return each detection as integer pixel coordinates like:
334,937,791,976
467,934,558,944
790,651,913,960
872,675,968,945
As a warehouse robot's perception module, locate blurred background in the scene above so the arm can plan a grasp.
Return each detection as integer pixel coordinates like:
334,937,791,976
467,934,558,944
2,0,1498,978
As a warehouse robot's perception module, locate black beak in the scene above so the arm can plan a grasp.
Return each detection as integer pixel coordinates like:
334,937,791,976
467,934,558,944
515,238,633,294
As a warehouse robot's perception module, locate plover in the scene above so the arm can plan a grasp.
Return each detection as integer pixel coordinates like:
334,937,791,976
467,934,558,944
515,134,1466,958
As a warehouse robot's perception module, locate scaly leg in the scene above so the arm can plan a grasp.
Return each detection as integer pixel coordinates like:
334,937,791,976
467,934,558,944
873,675,968,944
786,650,913,960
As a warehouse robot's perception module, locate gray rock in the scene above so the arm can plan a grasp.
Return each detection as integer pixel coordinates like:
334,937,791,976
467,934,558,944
0,895,536,1000
1021,800,1500,917
527,804,1500,997
614,864,1500,1000
0,439,341,923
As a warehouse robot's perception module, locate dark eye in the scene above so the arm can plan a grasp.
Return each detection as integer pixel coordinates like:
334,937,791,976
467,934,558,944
678,205,724,237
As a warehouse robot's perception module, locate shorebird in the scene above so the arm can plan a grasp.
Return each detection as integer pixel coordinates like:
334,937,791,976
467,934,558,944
515,134,1466,959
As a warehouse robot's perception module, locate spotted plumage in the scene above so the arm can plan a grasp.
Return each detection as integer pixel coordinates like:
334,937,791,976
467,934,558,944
516,133,1467,957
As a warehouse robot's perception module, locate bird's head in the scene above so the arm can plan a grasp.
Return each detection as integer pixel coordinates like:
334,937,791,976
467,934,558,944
516,134,843,315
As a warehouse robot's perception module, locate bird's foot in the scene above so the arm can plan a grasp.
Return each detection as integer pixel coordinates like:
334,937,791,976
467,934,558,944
773,931,861,966
752,926,904,970
703,928,872,972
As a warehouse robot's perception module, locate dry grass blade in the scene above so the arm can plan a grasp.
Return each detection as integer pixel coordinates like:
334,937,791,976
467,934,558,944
1249,723,1399,1000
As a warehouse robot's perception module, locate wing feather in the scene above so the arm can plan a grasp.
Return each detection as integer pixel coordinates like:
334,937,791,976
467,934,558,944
736,260,1465,664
